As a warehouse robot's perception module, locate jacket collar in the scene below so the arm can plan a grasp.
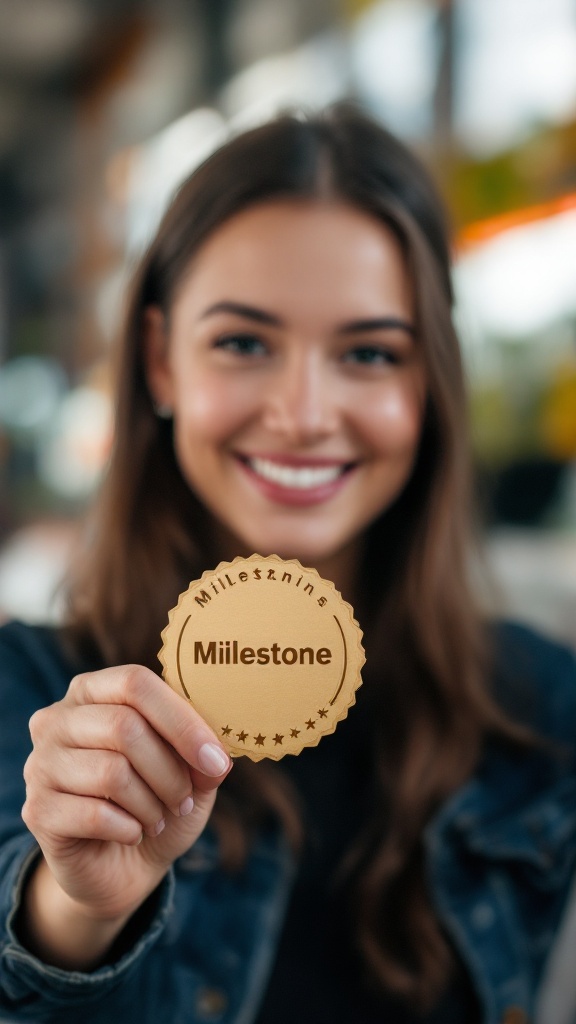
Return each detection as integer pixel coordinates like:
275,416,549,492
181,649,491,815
427,743,576,882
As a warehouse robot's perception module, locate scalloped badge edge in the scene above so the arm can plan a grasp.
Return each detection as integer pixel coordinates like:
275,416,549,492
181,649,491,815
158,554,366,761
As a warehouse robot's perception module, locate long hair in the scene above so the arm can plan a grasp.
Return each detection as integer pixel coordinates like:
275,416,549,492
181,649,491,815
65,105,525,1010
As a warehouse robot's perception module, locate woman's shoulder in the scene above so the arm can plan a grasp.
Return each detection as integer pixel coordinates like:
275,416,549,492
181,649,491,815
489,619,576,745
0,617,67,662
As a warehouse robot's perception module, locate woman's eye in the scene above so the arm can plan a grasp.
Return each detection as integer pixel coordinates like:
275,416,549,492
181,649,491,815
214,333,267,356
344,345,400,366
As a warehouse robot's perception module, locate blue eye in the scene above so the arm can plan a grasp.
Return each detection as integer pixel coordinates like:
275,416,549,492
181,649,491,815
344,345,400,366
214,333,267,356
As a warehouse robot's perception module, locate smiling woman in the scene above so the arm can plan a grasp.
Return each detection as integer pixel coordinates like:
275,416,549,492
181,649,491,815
0,105,575,1024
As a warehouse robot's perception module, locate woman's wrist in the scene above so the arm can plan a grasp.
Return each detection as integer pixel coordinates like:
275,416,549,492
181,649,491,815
17,855,136,972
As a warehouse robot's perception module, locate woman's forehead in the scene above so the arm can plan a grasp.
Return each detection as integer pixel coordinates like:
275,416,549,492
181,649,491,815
171,200,413,324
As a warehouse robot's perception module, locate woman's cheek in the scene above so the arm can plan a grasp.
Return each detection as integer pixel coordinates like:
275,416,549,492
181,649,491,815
363,384,424,452
177,374,256,441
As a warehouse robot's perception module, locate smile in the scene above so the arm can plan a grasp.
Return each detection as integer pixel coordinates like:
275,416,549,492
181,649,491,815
235,454,356,507
248,457,347,490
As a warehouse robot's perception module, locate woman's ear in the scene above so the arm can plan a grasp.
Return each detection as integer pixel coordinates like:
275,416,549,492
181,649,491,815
142,305,174,415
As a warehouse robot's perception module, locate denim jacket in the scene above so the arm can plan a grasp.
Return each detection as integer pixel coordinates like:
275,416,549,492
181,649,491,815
0,620,574,1024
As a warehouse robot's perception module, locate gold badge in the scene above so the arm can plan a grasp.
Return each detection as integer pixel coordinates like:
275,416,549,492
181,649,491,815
159,555,365,761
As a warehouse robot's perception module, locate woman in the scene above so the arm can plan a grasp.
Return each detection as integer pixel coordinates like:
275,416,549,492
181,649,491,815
0,106,574,1024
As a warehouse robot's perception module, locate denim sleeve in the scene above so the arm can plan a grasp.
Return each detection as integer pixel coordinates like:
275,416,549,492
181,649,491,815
0,830,175,1020
0,623,176,1019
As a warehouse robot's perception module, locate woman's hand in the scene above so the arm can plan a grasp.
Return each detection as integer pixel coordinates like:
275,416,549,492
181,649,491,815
21,664,231,939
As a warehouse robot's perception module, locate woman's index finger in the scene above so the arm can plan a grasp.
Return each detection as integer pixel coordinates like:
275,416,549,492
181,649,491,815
64,664,230,777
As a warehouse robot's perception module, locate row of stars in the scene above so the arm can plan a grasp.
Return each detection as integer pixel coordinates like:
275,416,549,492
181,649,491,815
221,707,329,746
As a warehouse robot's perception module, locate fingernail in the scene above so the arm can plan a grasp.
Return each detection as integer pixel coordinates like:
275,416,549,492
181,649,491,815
146,817,166,837
179,796,194,817
198,743,229,777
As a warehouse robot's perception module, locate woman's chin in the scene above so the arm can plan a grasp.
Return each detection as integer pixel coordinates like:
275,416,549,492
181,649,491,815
209,516,357,574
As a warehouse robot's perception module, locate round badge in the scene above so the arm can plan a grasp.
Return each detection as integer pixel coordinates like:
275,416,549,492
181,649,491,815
159,554,365,761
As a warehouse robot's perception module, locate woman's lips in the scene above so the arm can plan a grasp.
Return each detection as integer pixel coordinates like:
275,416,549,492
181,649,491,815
236,454,356,506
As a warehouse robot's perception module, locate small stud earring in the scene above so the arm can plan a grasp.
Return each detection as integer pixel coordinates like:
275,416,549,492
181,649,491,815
154,402,173,419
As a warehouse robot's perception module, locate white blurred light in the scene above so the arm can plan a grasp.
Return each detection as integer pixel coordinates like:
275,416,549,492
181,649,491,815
350,0,438,138
0,525,72,624
39,387,112,498
222,31,347,130
0,356,67,433
455,208,576,339
126,108,226,255
456,0,576,155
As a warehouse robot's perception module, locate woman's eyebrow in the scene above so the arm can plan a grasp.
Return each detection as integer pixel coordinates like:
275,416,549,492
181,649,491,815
199,301,283,326
338,317,416,336
199,302,415,337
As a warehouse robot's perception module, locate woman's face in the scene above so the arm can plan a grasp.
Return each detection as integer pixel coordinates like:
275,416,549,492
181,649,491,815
145,200,426,571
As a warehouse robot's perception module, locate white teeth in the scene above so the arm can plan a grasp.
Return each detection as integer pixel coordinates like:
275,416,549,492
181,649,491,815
249,457,344,489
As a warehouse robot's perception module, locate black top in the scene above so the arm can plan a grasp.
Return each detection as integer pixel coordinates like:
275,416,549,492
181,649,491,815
255,686,481,1023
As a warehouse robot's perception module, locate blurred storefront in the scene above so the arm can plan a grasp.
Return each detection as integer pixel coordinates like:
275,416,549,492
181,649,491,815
0,0,575,644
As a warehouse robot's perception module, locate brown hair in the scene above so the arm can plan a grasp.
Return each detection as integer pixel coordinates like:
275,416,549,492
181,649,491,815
65,104,525,1010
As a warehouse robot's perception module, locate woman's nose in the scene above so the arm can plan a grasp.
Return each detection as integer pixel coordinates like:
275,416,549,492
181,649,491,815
262,351,339,444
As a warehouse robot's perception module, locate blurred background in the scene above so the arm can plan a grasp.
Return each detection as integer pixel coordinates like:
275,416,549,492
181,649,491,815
0,0,575,645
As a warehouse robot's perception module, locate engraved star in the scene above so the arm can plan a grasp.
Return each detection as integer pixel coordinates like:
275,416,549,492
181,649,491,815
236,730,248,743
305,719,316,730
273,734,284,745
290,728,300,738
317,708,328,718
221,725,232,736
254,734,266,746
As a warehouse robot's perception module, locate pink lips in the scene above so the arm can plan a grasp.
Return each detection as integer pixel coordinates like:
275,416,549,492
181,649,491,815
236,453,355,507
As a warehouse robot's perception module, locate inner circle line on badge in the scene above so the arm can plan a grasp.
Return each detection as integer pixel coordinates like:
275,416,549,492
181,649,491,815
330,615,347,706
177,616,192,700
